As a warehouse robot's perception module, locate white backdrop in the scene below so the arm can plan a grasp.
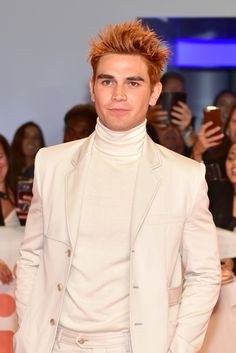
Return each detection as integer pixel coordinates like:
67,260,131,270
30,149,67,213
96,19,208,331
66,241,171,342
0,0,234,146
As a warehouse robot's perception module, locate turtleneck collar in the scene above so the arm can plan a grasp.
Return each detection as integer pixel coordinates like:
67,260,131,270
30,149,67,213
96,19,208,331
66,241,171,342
94,118,147,157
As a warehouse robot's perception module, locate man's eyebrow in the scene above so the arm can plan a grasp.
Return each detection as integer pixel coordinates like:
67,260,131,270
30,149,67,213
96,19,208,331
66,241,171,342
126,76,145,82
97,74,114,79
96,74,145,82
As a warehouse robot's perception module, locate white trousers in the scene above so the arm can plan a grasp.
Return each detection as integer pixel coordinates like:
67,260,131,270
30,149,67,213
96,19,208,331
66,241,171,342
52,326,132,353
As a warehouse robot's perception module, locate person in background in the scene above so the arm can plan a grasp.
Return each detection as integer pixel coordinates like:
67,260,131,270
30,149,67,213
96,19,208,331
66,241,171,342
11,121,45,180
14,20,220,353
63,103,97,142
191,119,226,180
11,121,45,225
192,106,236,286
208,141,236,276
147,72,196,155
0,134,18,227
192,99,236,183
224,104,236,145
191,90,236,182
213,89,236,130
0,134,19,285
146,117,186,155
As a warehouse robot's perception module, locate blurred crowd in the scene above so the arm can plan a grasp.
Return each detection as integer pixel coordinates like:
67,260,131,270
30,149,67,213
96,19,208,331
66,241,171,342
0,71,236,285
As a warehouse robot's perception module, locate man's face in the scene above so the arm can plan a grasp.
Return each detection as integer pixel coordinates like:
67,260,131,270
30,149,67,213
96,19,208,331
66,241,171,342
90,54,161,131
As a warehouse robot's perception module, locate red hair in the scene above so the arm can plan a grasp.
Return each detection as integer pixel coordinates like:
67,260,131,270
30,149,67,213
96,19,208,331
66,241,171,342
88,20,169,87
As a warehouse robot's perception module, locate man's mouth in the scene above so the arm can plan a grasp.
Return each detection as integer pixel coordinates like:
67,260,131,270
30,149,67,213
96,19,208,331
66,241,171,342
108,108,130,115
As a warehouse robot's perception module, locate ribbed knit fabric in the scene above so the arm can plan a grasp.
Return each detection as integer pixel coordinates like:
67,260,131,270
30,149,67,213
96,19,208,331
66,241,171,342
60,119,146,332
94,118,146,157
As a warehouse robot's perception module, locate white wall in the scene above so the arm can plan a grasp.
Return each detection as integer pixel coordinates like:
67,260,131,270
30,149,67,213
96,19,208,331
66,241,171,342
0,0,234,146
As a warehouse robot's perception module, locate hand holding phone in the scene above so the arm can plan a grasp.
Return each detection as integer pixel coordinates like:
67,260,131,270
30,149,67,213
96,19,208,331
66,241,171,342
192,109,224,162
203,106,222,133
156,92,187,125
16,179,33,225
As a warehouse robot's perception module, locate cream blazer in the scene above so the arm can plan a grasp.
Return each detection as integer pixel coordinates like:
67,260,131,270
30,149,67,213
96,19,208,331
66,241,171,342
14,134,220,353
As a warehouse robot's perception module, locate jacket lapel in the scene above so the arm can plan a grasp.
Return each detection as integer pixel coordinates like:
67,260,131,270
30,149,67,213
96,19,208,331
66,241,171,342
130,136,162,246
65,134,95,248
65,133,162,248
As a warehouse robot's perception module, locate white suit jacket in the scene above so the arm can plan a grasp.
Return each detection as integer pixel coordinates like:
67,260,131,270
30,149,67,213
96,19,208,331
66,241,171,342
14,133,220,353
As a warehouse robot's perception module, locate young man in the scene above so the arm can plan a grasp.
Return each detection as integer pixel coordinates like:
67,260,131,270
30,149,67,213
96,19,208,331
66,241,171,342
14,21,220,353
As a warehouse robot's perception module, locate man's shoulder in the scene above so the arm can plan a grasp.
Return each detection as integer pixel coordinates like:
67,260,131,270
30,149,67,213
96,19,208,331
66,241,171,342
154,142,202,172
151,143,207,197
37,138,87,162
34,137,92,177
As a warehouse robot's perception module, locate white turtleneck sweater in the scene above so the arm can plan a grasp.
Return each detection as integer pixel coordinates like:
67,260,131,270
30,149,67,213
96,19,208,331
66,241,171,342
60,119,147,332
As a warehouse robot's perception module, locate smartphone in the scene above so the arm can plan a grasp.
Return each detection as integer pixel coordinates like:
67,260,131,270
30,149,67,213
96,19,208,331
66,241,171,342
203,106,222,131
156,92,187,125
17,179,33,213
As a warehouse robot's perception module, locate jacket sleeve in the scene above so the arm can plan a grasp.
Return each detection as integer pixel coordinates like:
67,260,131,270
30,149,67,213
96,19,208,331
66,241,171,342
169,163,221,353
15,149,45,324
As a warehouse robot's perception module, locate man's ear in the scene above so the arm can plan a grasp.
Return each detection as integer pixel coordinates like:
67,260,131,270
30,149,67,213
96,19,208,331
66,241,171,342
89,79,95,102
149,82,162,107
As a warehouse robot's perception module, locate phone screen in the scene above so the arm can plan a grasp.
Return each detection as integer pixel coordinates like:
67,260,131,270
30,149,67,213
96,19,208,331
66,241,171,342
17,179,33,213
203,106,222,130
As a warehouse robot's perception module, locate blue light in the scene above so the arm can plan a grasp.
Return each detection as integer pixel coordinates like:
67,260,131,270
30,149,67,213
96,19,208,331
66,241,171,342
176,39,236,68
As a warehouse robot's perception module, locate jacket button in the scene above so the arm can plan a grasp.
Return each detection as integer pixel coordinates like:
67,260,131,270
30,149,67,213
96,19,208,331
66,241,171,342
66,249,71,257
50,319,55,326
77,337,85,344
57,283,63,291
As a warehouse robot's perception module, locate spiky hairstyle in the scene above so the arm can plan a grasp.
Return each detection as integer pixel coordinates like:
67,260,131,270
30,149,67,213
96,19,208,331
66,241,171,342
88,20,169,87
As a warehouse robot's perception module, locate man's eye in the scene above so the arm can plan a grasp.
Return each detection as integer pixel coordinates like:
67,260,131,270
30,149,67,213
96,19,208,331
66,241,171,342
128,81,139,87
101,80,112,86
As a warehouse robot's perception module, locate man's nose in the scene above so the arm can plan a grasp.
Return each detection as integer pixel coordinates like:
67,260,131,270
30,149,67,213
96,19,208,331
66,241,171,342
111,84,127,101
